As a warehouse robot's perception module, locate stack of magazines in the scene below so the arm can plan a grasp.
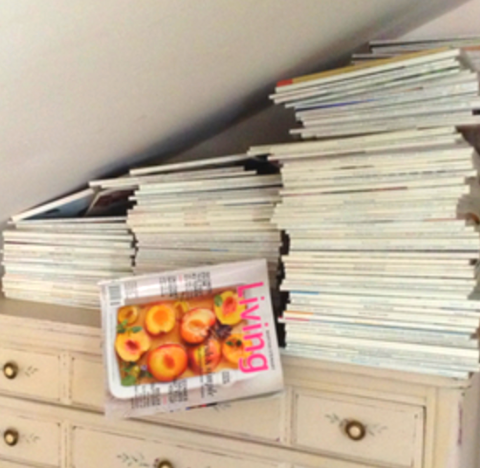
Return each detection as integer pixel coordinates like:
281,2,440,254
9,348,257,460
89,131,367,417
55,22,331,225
270,48,480,140
2,188,134,309
250,127,480,378
352,36,480,71
124,155,282,286
248,48,480,378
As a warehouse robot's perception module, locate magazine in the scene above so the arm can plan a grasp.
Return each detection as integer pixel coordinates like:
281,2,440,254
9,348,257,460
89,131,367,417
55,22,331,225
274,48,461,92
10,188,96,223
99,259,283,418
130,153,251,176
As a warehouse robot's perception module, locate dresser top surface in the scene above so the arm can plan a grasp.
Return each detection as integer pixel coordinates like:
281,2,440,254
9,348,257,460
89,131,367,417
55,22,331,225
0,294,101,328
0,295,472,390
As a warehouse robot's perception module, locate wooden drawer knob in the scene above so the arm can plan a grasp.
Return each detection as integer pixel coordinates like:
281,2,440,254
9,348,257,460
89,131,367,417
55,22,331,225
155,461,173,468
344,420,366,441
3,362,18,380
4,429,19,447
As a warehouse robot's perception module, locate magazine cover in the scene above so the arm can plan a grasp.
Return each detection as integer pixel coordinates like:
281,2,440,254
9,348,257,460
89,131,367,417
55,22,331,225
99,259,283,418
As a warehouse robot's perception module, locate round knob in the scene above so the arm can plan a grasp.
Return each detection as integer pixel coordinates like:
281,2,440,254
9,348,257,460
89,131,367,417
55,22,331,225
3,362,18,380
155,461,173,468
344,420,367,441
4,429,19,447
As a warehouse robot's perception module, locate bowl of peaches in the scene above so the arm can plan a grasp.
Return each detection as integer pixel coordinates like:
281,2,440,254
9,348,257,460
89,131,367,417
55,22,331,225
111,288,252,394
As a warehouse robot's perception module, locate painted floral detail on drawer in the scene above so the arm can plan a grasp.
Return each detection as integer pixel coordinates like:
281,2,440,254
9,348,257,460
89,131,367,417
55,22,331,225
117,452,214,467
324,413,388,437
117,452,150,467
24,365,39,377
23,433,40,444
367,423,388,436
325,412,342,425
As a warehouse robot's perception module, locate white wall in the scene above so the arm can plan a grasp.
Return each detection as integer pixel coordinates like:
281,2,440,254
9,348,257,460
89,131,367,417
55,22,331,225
401,0,480,39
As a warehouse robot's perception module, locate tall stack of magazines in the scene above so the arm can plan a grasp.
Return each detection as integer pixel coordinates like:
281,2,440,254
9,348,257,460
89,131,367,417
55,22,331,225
254,47,480,378
123,155,282,288
87,155,283,313
1,189,134,309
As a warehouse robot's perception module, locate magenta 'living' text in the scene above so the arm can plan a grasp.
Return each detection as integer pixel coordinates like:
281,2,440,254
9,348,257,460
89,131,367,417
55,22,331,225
237,282,269,374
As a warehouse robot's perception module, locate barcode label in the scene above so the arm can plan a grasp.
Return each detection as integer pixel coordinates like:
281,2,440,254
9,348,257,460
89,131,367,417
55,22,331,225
108,284,123,307
184,271,212,298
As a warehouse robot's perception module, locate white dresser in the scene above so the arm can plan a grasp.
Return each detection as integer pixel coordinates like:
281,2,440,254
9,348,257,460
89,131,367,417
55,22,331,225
0,297,478,468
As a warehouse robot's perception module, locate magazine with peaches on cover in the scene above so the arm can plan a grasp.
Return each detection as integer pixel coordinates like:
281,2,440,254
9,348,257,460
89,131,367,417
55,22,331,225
100,259,283,418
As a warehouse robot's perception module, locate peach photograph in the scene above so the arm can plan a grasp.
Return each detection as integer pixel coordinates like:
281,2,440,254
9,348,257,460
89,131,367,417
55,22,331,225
114,289,251,386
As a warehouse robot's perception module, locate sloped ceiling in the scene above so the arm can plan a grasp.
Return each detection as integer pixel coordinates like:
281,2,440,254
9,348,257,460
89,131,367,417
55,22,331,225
0,0,471,224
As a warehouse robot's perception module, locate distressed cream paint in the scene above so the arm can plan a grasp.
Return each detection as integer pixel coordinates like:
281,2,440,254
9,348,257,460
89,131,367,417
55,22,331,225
0,297,478,467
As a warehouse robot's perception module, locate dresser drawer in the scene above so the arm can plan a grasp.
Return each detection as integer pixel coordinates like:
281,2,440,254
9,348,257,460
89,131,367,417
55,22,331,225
292,390,424,468
152,392,286,443
0,346,61,401
72,426,279,468
70,354,103,409
0,408,61,467
71,355,287,443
